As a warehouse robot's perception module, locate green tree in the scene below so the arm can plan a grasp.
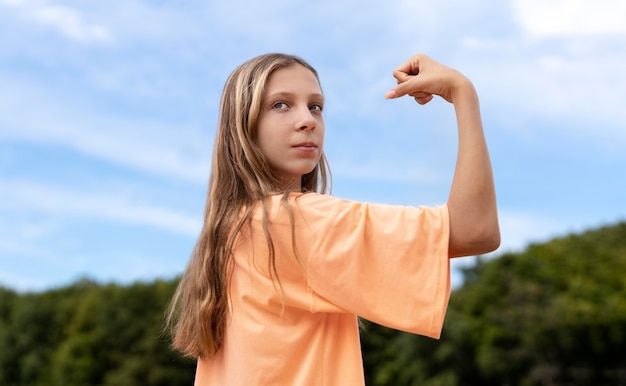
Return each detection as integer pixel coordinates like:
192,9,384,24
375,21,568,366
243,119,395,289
0,286,18,385
0,278,193,386
49,280,194,386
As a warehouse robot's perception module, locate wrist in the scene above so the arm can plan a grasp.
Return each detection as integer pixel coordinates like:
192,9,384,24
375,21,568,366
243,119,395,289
450,76,477,104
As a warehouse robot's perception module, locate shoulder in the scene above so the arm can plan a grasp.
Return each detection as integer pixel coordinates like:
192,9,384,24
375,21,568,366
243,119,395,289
256,193,356,231
263,193,448,230
293,193,448,223
293,192,343,214
264,193,343,226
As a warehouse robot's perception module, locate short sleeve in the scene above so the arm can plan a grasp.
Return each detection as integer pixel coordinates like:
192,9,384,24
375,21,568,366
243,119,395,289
304,196,451,339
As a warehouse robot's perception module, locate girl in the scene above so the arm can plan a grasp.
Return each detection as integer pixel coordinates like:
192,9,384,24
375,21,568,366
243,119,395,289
166,52,500,385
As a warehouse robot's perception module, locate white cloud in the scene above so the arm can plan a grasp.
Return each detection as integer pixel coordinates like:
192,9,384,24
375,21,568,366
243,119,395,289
459,39,626,149
0,0,24,6
0,224,59,261
32,4,112,43
330,160,447,185
0,179,202,236
0,180,197,291
1,0,113,44
0,74,212,184
513,0,626,37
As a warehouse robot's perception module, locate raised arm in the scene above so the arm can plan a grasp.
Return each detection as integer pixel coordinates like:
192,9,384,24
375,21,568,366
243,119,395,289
385,53,500,257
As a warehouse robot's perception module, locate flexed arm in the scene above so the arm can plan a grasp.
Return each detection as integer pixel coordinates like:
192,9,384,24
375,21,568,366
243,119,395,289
385,53,500,257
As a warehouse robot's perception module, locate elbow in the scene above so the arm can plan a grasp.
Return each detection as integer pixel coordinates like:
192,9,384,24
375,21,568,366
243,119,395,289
449,220,501,258
480,227,501,254
477,218,501,253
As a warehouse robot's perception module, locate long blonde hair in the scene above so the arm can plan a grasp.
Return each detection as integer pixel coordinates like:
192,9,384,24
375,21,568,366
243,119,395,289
166,53,331,358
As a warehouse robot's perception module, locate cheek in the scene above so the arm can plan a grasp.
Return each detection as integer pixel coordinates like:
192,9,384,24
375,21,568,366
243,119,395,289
257,136,274,159
318,123,326,145
257,128,282,161
255,123,274,151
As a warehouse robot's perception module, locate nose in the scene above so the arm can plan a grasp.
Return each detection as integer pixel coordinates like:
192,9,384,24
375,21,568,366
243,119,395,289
296,107,316,131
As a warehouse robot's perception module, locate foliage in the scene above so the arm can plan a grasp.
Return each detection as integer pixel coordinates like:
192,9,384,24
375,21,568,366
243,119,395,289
0,278,194,386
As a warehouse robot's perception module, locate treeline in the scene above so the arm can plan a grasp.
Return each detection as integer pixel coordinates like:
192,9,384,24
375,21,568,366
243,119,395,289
0,279,195,386
1,222,625,385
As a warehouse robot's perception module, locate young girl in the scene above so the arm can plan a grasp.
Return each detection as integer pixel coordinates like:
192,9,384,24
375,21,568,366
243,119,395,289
166,52,500,385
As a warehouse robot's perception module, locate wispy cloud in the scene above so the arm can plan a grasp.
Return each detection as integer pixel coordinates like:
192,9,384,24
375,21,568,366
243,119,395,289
0,178,202,236
1,0,113,44
458,43,626,150
0,219,60,261
32,4,112,43
0,73,212,184
513,0,626,37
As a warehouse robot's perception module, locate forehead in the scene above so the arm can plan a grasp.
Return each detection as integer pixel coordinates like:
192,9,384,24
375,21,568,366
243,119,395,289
264,64,322,95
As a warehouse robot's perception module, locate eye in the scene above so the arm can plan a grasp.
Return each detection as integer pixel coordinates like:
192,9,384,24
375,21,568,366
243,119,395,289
272,102,288,110
309,103,323,112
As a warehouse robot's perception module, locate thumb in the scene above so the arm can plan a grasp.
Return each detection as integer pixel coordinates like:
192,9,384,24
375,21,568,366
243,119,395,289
384,87,400,99
384,80,415,99
385,71,414,99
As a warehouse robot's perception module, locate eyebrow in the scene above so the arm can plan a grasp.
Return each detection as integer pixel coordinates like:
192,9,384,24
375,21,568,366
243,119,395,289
264,92,325,101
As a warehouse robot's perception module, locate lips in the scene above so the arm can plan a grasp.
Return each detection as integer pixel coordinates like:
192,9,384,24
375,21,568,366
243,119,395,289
292,142,317,149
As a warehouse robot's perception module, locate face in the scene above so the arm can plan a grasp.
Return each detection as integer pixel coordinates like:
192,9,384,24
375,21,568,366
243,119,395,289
256,64,325,191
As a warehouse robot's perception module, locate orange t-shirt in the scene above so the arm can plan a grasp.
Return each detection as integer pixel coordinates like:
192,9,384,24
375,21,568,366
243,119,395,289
195,193,451,385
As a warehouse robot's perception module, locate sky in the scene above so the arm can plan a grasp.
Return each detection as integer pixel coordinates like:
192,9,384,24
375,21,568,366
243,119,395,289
1,0,625,291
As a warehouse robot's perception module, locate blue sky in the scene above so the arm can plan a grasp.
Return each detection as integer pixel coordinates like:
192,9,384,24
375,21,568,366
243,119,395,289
1,0,625,291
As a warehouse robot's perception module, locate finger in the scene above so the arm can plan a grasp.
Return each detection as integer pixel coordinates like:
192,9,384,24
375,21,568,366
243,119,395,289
385,85,409,99
392,70,413,84
393,54,426,77
385,79,423,99
414,94,434,105
385,88,400,99
408,91,431,99
385,76,427,99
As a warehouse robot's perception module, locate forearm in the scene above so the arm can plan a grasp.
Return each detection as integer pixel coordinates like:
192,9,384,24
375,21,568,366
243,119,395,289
383,53,500,256
447,81,500,257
